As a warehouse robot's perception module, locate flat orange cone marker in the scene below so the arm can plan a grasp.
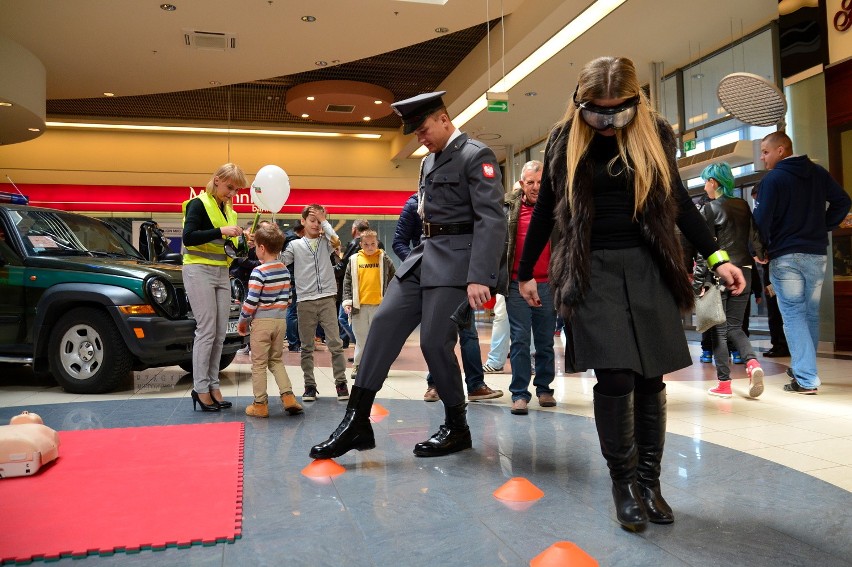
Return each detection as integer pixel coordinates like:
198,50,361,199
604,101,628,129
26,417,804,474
530,542,598,567
369,403,389,423
493,477,544,502
301,459,345,479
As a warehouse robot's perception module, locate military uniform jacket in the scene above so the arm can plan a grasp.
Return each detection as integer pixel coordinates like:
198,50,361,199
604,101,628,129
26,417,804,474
396,132,507,288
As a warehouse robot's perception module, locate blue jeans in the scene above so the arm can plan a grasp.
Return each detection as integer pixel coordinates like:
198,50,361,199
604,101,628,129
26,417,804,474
338,304,356,344
770,254,826,389
426,325,485,393
286,301,300,349
506,280,556,402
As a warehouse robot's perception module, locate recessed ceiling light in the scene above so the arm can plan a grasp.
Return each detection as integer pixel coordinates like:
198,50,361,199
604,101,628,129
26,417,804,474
301,15,316,22
0,102,12,107
306,96,315,101
435,27,449,33
103,92,115,97
374,100,383,105
301,113,310,118
160,4,176,11
209,81,221,86
363,117,371,121
28,128,40,132
524,91,537,97
315,61,327,66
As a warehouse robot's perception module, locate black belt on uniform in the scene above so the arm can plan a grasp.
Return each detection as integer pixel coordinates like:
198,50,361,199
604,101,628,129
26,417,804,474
422,222,474,238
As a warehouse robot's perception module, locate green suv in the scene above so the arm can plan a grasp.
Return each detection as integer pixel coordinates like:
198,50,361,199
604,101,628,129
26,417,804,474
0,202,245,394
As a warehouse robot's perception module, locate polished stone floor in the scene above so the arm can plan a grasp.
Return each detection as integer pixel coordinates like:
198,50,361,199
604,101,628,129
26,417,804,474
1,325,851,566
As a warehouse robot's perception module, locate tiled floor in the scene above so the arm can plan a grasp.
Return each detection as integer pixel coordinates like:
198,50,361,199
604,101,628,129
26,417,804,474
1,325,851,566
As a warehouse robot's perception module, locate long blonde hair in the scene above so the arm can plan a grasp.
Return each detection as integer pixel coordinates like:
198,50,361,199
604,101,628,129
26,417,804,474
558,56,672,217
205,163,247,210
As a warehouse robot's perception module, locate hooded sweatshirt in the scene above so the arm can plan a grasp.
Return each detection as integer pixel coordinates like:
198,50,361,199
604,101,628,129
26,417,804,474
753,155,850,259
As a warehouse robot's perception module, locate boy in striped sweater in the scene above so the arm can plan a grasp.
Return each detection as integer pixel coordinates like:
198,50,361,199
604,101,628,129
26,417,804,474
237,222,303,417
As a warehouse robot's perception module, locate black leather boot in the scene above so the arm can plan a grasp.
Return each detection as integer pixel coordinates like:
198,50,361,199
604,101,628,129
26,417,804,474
635,386,674,524
309,386,377,459
413,402,472,457
593,386,648,531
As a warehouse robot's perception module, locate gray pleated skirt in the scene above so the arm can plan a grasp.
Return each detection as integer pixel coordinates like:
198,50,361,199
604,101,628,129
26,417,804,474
564,246,692,377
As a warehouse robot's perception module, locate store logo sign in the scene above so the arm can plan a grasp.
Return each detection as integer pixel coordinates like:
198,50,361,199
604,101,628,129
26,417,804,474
835,0,852,32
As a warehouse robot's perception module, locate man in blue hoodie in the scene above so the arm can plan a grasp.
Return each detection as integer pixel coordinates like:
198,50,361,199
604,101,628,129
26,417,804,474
753,131,851,394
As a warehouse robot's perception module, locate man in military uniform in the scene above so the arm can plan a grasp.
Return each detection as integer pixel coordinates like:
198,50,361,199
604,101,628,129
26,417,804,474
310,91,507,459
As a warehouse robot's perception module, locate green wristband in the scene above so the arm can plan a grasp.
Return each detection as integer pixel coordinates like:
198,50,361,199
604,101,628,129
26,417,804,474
707,250,730,270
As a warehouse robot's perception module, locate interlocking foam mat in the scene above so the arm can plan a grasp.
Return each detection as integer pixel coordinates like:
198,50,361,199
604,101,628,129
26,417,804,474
0,422,244,563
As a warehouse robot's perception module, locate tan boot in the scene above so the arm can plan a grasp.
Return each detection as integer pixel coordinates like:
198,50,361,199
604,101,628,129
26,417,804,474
281,392,304,415
245,401,269,418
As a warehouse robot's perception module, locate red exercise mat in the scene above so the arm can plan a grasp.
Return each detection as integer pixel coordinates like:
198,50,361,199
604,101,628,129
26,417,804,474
0,422,244,563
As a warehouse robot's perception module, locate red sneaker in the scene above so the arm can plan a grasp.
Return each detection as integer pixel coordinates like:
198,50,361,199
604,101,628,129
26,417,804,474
746,360,764,398
708,380,733,398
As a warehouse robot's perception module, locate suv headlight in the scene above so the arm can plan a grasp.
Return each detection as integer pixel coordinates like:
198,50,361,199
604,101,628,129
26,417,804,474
149,277,169,304
145,276,181,319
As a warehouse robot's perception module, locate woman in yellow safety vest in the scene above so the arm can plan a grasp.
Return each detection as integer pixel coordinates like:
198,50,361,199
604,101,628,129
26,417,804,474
182,163,249,412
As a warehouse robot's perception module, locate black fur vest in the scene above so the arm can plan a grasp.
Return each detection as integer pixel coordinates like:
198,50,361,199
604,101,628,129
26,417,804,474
547,117,694,319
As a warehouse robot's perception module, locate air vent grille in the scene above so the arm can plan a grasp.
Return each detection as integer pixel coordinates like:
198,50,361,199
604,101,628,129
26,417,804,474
184,30,237,51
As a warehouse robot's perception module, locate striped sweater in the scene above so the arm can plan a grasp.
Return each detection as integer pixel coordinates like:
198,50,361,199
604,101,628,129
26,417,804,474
237,260,291,333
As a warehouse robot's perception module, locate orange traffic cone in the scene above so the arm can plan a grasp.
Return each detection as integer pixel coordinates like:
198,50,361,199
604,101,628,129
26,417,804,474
369,403,389,423
530,541,598,567
301,459,345,479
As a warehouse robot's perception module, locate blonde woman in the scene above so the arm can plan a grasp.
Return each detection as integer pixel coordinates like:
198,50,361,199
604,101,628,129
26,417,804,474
182,163,249,412
518,57,744,531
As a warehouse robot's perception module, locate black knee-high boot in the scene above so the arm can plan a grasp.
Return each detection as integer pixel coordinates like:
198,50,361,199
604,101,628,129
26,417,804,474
635,386,674,524
593,386,648,531
413,402,472,457
309,386,376,459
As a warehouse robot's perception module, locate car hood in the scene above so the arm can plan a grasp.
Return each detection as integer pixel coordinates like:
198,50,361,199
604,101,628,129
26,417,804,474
25,256,185,284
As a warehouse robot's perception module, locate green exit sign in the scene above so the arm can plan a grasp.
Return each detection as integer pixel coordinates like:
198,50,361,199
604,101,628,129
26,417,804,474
683,139,697,152
487,100,509,112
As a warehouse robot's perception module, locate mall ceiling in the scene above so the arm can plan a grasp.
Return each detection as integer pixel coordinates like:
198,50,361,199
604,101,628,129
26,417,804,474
1,0,778,163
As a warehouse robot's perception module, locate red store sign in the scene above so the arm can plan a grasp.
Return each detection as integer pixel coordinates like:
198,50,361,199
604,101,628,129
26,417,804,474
0,184,413,216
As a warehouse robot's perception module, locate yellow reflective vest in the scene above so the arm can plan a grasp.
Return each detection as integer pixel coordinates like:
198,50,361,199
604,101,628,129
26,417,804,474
181,192,238,266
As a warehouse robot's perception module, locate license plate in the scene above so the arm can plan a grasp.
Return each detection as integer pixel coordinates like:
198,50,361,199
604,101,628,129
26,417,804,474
227,320,239,335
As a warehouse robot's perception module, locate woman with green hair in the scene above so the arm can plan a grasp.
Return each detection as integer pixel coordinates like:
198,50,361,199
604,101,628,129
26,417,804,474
693,162,767,398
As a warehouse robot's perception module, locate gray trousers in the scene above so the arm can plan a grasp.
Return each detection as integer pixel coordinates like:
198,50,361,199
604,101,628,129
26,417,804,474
183,263,231,392
711,267,757,381
355,263,468,407
296,296,347,386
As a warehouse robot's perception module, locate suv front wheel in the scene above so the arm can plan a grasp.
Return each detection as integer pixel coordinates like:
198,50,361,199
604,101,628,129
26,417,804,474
48,307,133,394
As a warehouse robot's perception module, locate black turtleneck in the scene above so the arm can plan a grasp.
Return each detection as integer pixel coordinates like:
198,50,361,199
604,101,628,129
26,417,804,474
587,134,643,250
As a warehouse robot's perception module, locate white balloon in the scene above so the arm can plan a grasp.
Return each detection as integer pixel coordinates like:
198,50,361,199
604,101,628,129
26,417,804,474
251,165,290,213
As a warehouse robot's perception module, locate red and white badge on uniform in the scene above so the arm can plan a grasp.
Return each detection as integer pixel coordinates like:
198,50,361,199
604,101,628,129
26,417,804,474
482,163,496,178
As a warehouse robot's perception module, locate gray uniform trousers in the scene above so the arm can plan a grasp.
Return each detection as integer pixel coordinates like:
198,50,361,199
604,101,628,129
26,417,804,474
354,259,468,408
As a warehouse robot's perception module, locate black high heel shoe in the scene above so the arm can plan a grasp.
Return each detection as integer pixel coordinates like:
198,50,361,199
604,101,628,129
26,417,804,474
210,389,232,409
191,390,221,412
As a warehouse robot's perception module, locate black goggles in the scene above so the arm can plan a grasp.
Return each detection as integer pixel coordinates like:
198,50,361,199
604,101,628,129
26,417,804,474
573,88,640,131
